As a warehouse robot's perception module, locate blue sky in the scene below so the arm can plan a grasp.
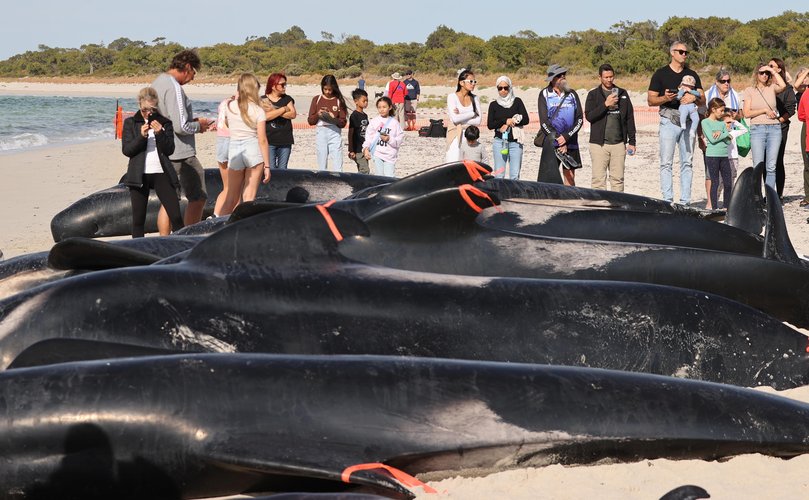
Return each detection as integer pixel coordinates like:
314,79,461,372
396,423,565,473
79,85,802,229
2,1,806,61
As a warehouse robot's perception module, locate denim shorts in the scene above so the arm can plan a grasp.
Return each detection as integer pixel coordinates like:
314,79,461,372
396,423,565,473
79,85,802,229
228,137,263,170
216,136,230,164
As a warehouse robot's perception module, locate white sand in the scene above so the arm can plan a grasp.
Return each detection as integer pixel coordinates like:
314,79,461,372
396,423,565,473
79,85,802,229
1,82,809,498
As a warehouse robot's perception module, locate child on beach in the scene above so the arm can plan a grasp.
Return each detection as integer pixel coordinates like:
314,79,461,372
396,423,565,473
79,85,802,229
307,74,348,171
362,96,404,177
716,111,749,201
460,125,485,162
348,88,370,174
700,98,732,210
677,75,701,141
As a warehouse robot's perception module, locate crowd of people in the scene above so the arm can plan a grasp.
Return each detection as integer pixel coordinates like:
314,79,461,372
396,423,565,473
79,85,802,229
122,47,809,238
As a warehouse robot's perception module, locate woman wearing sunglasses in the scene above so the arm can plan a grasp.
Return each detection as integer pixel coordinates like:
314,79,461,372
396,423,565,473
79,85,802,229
444,68,481,163
261,72,297,170
743,62,787,194
122,87,183,237
487,75,529,179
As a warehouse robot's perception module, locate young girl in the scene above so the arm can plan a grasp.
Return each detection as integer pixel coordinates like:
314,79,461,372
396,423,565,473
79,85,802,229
307,74,348,171
362,96,404,177
261,72,296,170
221,73,271,216
700,98,732,210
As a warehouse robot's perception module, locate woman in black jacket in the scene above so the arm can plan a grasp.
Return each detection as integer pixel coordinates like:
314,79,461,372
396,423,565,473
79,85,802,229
122,87,184,237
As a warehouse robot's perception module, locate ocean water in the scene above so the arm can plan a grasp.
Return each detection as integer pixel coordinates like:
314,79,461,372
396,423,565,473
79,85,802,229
0,95,220,153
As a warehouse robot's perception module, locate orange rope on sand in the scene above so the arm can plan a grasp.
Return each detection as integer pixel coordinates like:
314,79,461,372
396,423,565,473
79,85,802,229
341,462,437,494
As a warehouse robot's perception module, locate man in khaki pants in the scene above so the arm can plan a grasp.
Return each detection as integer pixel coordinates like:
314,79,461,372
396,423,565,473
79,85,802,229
584,63,636,191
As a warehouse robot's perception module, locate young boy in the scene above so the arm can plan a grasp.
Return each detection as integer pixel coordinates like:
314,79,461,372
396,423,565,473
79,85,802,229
460,125,485,162
348,88,370,174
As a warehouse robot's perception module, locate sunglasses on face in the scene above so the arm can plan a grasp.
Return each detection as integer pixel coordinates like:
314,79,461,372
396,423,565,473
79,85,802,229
497,86,510,91
718,79,731,84
463,79,477,85
758,71,770,76
277,82,287,87
673,49,688,55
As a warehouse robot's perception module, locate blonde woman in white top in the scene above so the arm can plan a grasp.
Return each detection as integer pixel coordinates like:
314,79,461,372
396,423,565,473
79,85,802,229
221,73,271,216
444,68,482,162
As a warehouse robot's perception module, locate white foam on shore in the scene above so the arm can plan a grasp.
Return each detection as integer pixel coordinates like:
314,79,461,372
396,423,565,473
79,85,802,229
0,133,48,151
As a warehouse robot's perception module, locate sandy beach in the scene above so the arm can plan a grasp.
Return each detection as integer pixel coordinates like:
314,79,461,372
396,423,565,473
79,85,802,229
2,81,809,498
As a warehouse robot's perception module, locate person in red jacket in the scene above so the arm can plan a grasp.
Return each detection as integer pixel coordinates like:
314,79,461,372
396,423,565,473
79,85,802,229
385,72,407,130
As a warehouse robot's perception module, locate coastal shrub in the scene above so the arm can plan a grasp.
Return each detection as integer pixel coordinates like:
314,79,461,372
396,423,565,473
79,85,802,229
335,65,362,79
284,64,305,76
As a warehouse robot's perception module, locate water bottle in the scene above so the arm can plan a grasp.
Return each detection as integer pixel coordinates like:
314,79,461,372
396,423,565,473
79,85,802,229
501,129,509,155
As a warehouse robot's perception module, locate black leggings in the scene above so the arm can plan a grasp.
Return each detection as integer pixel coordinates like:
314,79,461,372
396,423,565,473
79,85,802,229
129,173,184,238
706,156,732,209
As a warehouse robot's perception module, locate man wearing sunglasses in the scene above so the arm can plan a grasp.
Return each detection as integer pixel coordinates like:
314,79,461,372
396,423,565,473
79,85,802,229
648,41,704,205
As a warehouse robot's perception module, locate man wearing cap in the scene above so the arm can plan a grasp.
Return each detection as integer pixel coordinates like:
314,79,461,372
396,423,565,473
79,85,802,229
537,64,583,185
585,63,636,192
385,72,407,129
403,70,421,131
648,41,704,205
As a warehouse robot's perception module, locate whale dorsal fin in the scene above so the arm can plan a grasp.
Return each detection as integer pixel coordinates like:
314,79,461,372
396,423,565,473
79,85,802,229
185,205,369,266
373,161,492,202
363,185,499,237
726,164,766,235
762,184,804,266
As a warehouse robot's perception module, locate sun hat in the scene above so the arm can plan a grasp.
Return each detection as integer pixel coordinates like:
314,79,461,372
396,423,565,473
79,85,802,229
391,72,402,80
545,64,568,82
681,75,696,87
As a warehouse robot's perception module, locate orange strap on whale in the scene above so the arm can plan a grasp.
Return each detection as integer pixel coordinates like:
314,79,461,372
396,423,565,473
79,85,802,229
463,159,489,182
315,200,343,242
341,462,437,494
459,184,501,214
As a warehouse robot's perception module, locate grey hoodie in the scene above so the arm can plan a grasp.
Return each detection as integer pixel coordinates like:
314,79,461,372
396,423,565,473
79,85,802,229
152,72,199,160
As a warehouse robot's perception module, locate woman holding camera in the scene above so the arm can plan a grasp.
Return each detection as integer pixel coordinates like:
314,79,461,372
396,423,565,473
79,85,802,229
122,87,184,237
743,62,786,193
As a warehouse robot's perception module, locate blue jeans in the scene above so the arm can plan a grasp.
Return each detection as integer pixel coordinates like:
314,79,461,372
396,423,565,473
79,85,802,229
659,117,695,204
373,157,396,177
749,124,781,191
269,144,291,169
315,125,343,172
492,137,524,180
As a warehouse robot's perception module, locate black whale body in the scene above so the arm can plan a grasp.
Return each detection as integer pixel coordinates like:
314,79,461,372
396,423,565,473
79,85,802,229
339,184,809,328
50,168,394,241
4,354,809,499
2,205,808,388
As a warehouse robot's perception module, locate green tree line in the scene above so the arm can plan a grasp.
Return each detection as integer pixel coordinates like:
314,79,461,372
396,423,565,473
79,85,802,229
2,11,808,79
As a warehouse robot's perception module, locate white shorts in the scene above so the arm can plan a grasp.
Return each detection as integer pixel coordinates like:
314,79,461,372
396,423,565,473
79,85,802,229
228,137,263,171
216,136,230,164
